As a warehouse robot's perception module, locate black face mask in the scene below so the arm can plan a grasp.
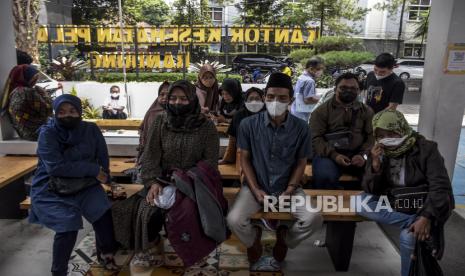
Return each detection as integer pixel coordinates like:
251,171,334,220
339,89,358,104
57,116,81,129
168,104,192,116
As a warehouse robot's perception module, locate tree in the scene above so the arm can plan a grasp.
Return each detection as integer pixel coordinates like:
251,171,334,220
234,0,286,25
72,0,120,25
281,0,368,36
171,0,211,25
12,0,41,63
414,9,429,57
124,0,170,25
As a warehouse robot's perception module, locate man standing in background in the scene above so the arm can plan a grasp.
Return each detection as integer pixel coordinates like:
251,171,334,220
365,53,405,114
291,57,325,122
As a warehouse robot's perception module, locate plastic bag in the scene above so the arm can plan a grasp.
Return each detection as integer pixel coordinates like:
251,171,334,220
409,241,444,276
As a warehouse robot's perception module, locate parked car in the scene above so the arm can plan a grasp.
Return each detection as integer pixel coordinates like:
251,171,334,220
355,59,424,80
232,54,289,73
394,59,424,79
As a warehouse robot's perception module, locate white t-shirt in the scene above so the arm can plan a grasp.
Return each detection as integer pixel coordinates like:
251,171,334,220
103,95,127,114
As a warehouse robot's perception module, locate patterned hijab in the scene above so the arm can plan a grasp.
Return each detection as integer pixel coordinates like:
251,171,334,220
372,109,416,158
2,64,39,113
166,80,207,132
195,64,219,110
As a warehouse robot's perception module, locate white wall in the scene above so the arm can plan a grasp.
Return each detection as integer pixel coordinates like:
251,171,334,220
62,82,267,118
61,81,332,119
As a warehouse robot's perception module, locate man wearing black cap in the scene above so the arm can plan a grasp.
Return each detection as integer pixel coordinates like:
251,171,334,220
227,73,322,265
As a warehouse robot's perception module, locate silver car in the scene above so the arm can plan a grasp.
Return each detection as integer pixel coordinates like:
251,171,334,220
355,59,424,80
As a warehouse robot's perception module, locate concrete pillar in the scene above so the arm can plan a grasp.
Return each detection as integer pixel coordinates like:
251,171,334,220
418,0,465,177
0,0,18,140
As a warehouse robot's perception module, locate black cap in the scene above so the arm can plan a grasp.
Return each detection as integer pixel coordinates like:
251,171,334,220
265,72,294,97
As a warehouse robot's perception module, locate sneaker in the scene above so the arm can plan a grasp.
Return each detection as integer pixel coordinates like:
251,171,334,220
247,226,263,264
130,252,152,272
273,226,288,262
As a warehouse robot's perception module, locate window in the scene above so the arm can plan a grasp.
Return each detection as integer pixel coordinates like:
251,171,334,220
404,44,425,58
206,7,223,24
408,0,431,21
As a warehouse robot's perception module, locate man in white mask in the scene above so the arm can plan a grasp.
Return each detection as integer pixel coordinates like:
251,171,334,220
365,53,405,114
102,85,128,119
227,73,322,266
291,57,325,122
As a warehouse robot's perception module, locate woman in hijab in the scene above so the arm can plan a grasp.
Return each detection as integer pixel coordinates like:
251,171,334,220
219,87,265,164
358,110,454,276
195,64,219,113
137,81,170,163
126,80,219,270
1,64,52,140
211,78,244,124
30,94,118,276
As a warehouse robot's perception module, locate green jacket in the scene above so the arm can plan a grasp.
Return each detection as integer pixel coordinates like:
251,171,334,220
310,97,374,160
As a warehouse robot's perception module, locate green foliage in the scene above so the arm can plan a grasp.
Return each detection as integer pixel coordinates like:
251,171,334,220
315,74,334,88
279,0,369,35
313,36,364,54
288,49,315,64
70,86,78,96
83,106,102,119
125,0,170,25
93,72,242,83
72,0,120,25
234,0,286,25
414,10,429,40
320,51,375,69
171,0,211,25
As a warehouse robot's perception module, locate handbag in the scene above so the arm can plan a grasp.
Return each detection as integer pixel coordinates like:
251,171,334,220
409,241,444,276
48,176,99,196
390,185,428,214
324,109,359,151
324,130,353,150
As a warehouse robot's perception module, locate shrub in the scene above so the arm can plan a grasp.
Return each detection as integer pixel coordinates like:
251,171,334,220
313,37,364,54
93,72,242,83
288,49,315,64
320,51,375,70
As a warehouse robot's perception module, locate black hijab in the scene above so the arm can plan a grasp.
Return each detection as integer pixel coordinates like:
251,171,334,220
219,78,243,118
166,80,207,131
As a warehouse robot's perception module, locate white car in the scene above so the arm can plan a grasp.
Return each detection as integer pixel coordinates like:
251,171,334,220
394,59,424,79
355,59,424,80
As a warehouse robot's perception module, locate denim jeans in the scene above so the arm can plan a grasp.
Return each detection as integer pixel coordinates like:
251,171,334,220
356,192,417,276
312,156,362,189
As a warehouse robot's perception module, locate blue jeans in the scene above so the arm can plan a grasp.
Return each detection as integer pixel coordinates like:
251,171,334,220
357,193,417,276
312,157,361,189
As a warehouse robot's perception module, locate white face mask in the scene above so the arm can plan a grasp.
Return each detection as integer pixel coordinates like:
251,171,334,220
378,135,407,147
245,101,264,113
314,70,324,78
266,100,288,117
375,73,392,80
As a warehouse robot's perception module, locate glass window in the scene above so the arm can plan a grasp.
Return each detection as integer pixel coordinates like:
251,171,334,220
208,7,223,23
404,44,425,58
408,0,431,21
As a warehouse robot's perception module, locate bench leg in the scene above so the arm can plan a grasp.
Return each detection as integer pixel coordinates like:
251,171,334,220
0,178,28,219
325,221,356,272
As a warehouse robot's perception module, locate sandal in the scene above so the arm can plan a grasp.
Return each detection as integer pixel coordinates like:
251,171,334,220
98,253,120,271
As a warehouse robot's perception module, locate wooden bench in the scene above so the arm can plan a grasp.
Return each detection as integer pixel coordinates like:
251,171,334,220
87,119,230,134
0,156,38,218
86,119,142,130
20,183,362,271
224,187,363,271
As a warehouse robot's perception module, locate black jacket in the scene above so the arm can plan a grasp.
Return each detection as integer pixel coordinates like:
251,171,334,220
362,135,454,259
